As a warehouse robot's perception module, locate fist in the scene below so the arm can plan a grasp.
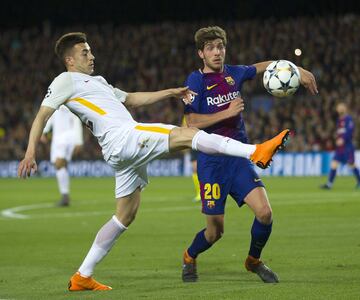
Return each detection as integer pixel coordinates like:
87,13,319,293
227,97,245,117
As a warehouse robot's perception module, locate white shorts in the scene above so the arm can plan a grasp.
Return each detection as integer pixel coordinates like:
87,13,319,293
107,123,175,198
50,133,77,163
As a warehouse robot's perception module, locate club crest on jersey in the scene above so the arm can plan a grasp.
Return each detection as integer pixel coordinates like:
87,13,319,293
225,76,235,85
138,137,150,149
183,94,195,104
207,200,215,209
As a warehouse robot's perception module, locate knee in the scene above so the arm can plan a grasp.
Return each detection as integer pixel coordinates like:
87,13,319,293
256,206,273,224
330,161,338,169
115,211,136,227
205,228,224,244
169,127,199,150
54,159,66,169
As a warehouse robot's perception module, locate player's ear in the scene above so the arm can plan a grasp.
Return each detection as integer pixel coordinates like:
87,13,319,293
198,49,204,59
65,55,74,66
65,56,73,67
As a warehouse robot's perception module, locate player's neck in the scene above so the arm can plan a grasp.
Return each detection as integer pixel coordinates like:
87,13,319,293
202,65,223,74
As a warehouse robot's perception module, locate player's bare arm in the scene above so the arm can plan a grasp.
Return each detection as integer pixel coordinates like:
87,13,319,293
185,97,244,129
39,134,48,144
297,67,318,95
253,61,273,74
125,87,196,108
18,106,55,178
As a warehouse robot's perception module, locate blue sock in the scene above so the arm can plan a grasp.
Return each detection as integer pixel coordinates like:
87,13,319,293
328,168,337,185
353,168,360,184
187,229,212,259
248,218,272,259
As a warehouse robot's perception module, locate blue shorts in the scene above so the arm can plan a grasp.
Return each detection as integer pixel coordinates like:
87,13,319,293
333,146,355,165
197,155,264,215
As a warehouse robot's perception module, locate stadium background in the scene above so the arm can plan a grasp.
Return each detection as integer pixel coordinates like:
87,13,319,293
0,0,359,174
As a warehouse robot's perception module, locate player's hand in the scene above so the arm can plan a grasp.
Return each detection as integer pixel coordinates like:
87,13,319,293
171,87,197,105
298,67,318,95
336,138,344,147
227,97,245,117
18,156,38,179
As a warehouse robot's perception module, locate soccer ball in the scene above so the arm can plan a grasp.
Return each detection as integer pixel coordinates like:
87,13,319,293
263,60,301,98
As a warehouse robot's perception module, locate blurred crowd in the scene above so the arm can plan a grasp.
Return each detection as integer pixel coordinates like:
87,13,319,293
0,14,359,160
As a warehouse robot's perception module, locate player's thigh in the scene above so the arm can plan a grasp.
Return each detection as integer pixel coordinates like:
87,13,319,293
112,164,148,200
112,165,147,226
115,187,142,227
169,127,199,152
51,143,73,165
332,151,349,168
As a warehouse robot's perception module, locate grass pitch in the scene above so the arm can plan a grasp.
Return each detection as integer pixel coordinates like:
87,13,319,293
0,176,359,299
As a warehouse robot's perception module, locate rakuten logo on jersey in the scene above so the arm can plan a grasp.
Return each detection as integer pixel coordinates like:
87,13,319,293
206,91,240,107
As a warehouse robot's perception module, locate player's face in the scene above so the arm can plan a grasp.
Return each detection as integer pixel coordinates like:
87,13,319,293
198,39,226,72
336,103,346,115
66,42,95,75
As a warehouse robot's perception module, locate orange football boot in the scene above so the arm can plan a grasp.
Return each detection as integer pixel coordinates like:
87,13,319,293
68,272,112,291
250,129,290,169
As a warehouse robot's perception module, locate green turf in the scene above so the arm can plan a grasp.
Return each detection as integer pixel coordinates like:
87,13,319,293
0,176,359,299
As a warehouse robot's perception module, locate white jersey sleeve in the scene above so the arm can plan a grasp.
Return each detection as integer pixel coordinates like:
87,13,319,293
113,87,128,103
41,72,74,109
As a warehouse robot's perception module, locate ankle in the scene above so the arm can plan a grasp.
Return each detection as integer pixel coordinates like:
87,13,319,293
184,250,195,263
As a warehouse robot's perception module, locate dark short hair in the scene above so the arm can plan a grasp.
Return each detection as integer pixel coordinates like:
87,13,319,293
54,32,87,64
194,26,227,50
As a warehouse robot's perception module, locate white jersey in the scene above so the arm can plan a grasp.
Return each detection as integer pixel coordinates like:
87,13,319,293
41,72,137,160
43,105,83,146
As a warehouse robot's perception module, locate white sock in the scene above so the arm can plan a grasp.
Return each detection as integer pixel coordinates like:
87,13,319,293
56,167,70,194
78,216,127,277
192,130,256,159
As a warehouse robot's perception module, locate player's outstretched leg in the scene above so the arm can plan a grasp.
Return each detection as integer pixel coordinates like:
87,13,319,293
182,250,198,282
68,272,112,291
245,256,279,283
250,129,290,169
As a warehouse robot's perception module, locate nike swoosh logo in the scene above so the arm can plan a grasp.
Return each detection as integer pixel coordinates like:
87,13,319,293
206,84,218,90
254,178,261,182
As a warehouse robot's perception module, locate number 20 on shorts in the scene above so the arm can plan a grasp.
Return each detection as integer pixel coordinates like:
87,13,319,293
203,183,221,200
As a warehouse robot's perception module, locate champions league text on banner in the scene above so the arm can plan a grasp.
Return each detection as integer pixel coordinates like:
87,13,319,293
1,151,359,178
